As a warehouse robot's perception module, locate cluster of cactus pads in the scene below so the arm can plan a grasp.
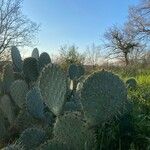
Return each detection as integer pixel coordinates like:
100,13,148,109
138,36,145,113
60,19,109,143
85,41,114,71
0,46,129,150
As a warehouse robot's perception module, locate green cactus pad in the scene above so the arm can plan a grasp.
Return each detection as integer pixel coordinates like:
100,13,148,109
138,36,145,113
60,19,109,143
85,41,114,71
23,57,39,82
26,87,45,119
39,52,51,71
17,127,46,150
0,110,7,140
38,64,67,116
0,95,16,124
10,80,28,108
63,101,81,112
77,65,85,78
32,48,39,60
79,70,127,126
2,64,14,93
68,64,78,80
11,109,40,133
11,46,23,72
53,112,95,149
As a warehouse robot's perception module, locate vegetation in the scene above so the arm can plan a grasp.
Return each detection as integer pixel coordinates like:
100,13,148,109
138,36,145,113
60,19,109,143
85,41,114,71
0,0,149,149
0,47,149,150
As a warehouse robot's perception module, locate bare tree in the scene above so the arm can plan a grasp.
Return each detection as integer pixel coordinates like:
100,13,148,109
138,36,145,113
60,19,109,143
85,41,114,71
126,0,150,40
0,0,39,56
104,25,140,66
85,43,101,68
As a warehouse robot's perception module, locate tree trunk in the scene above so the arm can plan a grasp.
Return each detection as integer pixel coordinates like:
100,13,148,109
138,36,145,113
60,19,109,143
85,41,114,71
124,52,129,66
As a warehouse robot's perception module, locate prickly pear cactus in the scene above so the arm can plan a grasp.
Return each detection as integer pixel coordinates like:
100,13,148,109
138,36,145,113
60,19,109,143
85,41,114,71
68,64,85,80
39,52,51,71
0,95,16,124
26,87,45,119
2,64,14,93
0,78,2,95
23,57,39,82
1,144,24,150
68,64,78,80
10,80,28,108
53,112,95,149
32,48,39,60
16,128,46,150
38,64,67,116
39,139,69,150
0,110,7,140
11,46,23,72
79,70,127,126
11,109,40,133
77,65,85,78
126,78,137,90
63,94,82,112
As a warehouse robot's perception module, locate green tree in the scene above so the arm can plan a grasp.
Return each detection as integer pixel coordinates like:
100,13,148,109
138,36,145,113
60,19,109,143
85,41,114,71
58,45,85,71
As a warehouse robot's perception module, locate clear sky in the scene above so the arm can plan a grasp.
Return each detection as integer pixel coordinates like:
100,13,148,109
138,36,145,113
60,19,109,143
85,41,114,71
22,0,139,55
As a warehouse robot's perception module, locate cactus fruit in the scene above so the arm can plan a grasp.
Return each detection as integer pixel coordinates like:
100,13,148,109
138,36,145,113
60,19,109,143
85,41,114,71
39,52,51,71
23,57,39,82
79,70,127,126
26,87,45,119
10,80,28,108
11,46,23,72
32,48,39,60
38,64,67,116
126,78,137,90
53,112,95,149
2,64,14,93
0,95,16,124
16,128,46,150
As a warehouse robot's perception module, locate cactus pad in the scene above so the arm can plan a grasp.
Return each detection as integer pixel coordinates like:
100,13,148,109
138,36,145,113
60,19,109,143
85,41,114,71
53,112,95,149
11,46,23,72
32,48,39,60
0,95,16,124
26,87,45,119
79,70,127,126
17,127,46,150
23,57,39,82
38,64,67,115
10,80,28,108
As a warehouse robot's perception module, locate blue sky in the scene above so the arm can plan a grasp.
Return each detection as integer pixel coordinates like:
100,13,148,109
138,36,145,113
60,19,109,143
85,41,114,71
22,0,139,55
